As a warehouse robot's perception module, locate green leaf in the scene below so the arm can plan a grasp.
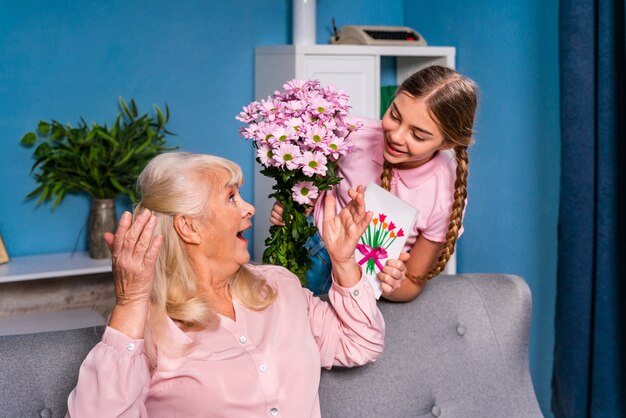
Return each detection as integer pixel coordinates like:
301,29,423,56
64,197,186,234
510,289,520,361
34,143,51,159
114,148,135,167
155,106,165,127
110,177,130,195
52,188,66,209
119,97,132,118
130,99,138,117
20,132,37,146
37,122,51,135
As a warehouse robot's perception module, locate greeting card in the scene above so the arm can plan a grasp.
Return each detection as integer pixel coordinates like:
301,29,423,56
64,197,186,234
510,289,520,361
357,183,419,299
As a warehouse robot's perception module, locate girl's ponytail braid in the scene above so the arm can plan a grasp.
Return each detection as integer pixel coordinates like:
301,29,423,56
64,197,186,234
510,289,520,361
380,160,394,191
406,146,469,284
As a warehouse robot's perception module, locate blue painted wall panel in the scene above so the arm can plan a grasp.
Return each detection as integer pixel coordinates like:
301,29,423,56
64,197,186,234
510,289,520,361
403,1,560,416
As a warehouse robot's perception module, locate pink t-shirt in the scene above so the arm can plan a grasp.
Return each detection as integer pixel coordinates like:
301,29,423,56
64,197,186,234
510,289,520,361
66,264,384,418
314,118,462,251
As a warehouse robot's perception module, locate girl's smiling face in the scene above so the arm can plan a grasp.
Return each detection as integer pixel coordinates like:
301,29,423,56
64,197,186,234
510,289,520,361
381,92,449,169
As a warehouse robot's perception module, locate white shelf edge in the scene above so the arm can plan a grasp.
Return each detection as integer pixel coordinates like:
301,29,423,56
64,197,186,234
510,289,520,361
0,252,112,284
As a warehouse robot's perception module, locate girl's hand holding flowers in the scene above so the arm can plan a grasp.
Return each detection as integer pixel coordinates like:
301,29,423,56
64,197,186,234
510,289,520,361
270,201,286,226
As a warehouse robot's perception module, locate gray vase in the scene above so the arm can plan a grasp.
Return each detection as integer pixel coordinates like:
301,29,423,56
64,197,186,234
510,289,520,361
88,198,116,259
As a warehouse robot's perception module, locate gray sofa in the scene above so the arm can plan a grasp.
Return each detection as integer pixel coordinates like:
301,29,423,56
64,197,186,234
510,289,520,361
0,274,543,417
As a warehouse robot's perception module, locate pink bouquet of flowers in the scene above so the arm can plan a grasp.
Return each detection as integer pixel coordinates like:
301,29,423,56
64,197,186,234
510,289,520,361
236,79,361,283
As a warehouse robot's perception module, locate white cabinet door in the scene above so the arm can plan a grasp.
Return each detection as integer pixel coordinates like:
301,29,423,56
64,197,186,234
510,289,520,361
300,55,379,119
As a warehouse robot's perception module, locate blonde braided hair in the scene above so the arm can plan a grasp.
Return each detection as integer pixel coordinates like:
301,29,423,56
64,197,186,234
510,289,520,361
380,66,477,284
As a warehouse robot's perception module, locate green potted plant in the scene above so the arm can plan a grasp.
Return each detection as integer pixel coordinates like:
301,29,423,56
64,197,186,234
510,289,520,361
20,98,177,259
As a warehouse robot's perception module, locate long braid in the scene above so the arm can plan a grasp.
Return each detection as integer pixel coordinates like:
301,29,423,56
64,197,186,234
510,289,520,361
406,146,469,284
380,160,394,191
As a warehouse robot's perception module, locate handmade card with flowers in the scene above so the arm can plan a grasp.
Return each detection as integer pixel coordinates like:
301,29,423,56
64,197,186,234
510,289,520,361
358,183,419,299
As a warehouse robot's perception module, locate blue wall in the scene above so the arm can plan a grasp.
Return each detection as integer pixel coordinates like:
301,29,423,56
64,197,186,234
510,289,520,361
0,0,403,256
404,0,560,416
1,0,558,415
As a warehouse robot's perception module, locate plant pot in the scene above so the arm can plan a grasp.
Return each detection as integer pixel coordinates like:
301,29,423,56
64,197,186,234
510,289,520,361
88,199,116,259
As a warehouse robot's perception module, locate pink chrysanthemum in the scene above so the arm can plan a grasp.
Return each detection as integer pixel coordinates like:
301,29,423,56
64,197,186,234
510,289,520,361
299,151,328,177
235,102,261,123
256,122,279,142
273,143,302,170
283,79,308,93
258,99,285,122
285,117,304,132
256,143,277,167
303,125,329,149
291,181,319,205
325,135,350,160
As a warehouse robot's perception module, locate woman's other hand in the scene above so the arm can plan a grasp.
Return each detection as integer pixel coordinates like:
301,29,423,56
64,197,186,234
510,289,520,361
105,210,162,339
379,252,410,297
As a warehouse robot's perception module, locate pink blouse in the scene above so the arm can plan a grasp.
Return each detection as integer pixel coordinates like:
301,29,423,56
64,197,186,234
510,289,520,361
66,264,384,418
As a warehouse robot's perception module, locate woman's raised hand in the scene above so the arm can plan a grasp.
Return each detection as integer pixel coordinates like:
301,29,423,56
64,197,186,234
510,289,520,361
322,185,372,286
105,209,162,339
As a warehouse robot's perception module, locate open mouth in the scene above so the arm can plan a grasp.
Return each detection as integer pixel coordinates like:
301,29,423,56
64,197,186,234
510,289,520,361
237,224,251,241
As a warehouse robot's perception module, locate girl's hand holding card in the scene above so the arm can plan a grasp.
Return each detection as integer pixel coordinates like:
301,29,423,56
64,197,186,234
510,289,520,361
356,183,419,299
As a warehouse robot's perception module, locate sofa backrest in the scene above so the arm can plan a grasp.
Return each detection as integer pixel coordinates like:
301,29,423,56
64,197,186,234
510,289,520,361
0,326,103,418
319,274,543,417
0,274,542,418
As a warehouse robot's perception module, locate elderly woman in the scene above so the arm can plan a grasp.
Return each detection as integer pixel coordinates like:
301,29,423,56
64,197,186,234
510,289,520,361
66,152,407,417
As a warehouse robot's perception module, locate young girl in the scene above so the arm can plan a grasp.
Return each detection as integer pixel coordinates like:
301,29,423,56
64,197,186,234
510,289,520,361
271,65,478,302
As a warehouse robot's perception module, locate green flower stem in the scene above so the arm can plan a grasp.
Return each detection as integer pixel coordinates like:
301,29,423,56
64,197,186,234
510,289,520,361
262,192,317,284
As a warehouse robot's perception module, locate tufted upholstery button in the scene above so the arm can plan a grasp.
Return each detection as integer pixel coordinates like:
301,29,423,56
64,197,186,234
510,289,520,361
40,408,52,418
431,405,441,416
456,325,466,336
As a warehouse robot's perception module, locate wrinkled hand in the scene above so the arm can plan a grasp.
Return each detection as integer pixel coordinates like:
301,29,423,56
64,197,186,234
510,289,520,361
270,201,286,226
104,210,162,308
379,252,410,296
322,185,373,268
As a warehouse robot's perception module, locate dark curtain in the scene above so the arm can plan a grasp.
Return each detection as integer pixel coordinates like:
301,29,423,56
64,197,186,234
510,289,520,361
552,0,625,416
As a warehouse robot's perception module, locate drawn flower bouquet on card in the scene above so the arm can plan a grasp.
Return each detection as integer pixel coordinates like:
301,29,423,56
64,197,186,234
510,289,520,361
357,214,405,275
236,79,362,283
359,183,419,299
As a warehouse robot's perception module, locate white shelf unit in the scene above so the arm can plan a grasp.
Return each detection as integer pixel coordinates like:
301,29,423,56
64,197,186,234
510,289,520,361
0,252,111,335
253,45,457,274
